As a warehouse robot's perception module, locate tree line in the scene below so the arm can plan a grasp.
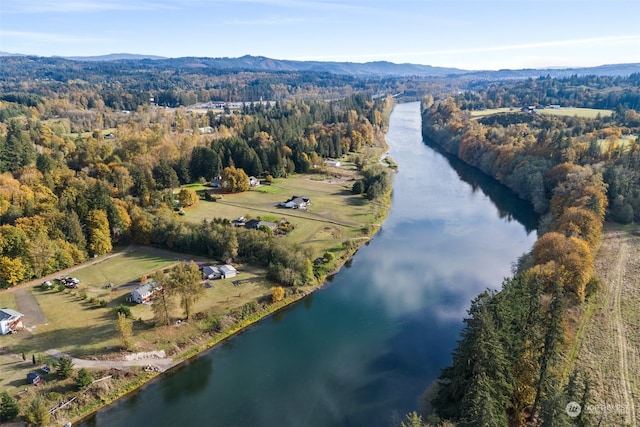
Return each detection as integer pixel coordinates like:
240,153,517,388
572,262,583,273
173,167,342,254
419,74,640,425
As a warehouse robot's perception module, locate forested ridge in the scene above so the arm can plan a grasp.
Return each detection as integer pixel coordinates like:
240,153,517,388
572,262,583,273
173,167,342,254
420,74,640,426
0,55,445,111
0,64,394,289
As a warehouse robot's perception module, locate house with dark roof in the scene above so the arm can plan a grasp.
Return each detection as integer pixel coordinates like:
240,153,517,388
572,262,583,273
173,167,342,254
279,196,310,209
244,219,277,231
202,266,222,280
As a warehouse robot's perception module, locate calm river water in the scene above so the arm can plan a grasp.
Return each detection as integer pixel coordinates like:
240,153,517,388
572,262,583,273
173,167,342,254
79,102,538,427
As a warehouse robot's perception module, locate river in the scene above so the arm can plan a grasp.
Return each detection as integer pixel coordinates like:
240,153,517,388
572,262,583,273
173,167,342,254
79,102,538,427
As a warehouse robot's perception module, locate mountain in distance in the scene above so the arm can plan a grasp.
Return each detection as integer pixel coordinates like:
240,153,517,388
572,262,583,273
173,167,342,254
54,53,640,78
63,53,167,61
1,52,639,78
0,51,26,57
461,62,640,79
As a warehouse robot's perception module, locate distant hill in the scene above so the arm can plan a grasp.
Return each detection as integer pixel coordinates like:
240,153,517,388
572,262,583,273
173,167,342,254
0,51,26,57
461,63,640,79
1,53,638,79
62,53,166,61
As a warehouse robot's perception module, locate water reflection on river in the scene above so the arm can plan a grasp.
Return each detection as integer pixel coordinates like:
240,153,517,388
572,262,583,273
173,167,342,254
80,102,537,427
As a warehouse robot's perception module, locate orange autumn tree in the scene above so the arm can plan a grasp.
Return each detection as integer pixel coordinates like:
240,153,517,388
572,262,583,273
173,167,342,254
530,232,593,302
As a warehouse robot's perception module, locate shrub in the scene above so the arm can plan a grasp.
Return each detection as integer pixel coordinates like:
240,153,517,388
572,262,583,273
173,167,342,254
56,356,74,379
585,276,602,299
270,286,285,303
351,180,365,194
76,368,93,390
0,391,19,421
114,304,132,318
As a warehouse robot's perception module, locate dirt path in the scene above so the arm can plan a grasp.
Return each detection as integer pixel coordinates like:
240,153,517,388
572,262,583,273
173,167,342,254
611,234,636,425
575,226,639,425
45,349,178,372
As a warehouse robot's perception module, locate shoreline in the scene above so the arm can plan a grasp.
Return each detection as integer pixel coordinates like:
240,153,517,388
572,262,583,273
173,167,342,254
70,213,384,426
67,115,395,426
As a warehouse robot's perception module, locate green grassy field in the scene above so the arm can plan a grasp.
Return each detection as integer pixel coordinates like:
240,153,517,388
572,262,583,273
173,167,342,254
536,107,613,119
181,173,377,255
0,250,273,393
470,107,613,120
0,293,17,309
469,108,515,118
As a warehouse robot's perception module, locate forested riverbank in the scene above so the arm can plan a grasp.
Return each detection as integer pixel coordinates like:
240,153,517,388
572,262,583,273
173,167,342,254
0,63,400,424
419,74,640,426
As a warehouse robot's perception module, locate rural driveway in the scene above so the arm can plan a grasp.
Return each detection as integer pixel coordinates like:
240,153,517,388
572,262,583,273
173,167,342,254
14,288,46,329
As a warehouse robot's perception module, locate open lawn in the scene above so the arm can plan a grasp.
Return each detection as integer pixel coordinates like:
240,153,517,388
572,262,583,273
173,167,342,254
536,107,613,119
181,173,380,255
0,293,17,310
0,249,275,394
470,107,613,120
469,108,515,119
70,250,179,291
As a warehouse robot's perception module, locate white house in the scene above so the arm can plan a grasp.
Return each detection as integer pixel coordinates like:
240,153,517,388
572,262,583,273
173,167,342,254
219,265,237,279
249,176,260,187
128,282,156,304
202,266,222,280
210,175,223,188
0,308,24,335
280,196,310,209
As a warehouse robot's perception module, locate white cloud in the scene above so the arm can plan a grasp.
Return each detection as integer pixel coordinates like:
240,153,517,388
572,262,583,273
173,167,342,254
223,16,306,25
2,0,179,13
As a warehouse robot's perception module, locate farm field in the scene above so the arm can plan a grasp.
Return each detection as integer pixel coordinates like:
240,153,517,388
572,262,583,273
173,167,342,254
536,107,613,119
470,107,614,119
572,224,640,425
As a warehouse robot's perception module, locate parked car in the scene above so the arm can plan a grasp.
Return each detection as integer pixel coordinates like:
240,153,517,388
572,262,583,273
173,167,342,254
27,372,41,385
42,280,53,288
61,277,80,288
40,365,51,374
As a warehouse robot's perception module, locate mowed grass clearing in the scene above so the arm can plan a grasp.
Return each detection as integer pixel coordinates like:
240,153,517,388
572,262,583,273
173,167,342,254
0,249,273,395
1,251,179,358
181,173,379,254
470,107,613,120
536,107,613,119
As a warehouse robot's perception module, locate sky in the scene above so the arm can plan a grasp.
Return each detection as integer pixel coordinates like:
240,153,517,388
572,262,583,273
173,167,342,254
1,0,639,71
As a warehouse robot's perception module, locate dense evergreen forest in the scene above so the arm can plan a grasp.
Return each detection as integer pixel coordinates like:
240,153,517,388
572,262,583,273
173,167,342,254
421,74,640,425
0,58,396,289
